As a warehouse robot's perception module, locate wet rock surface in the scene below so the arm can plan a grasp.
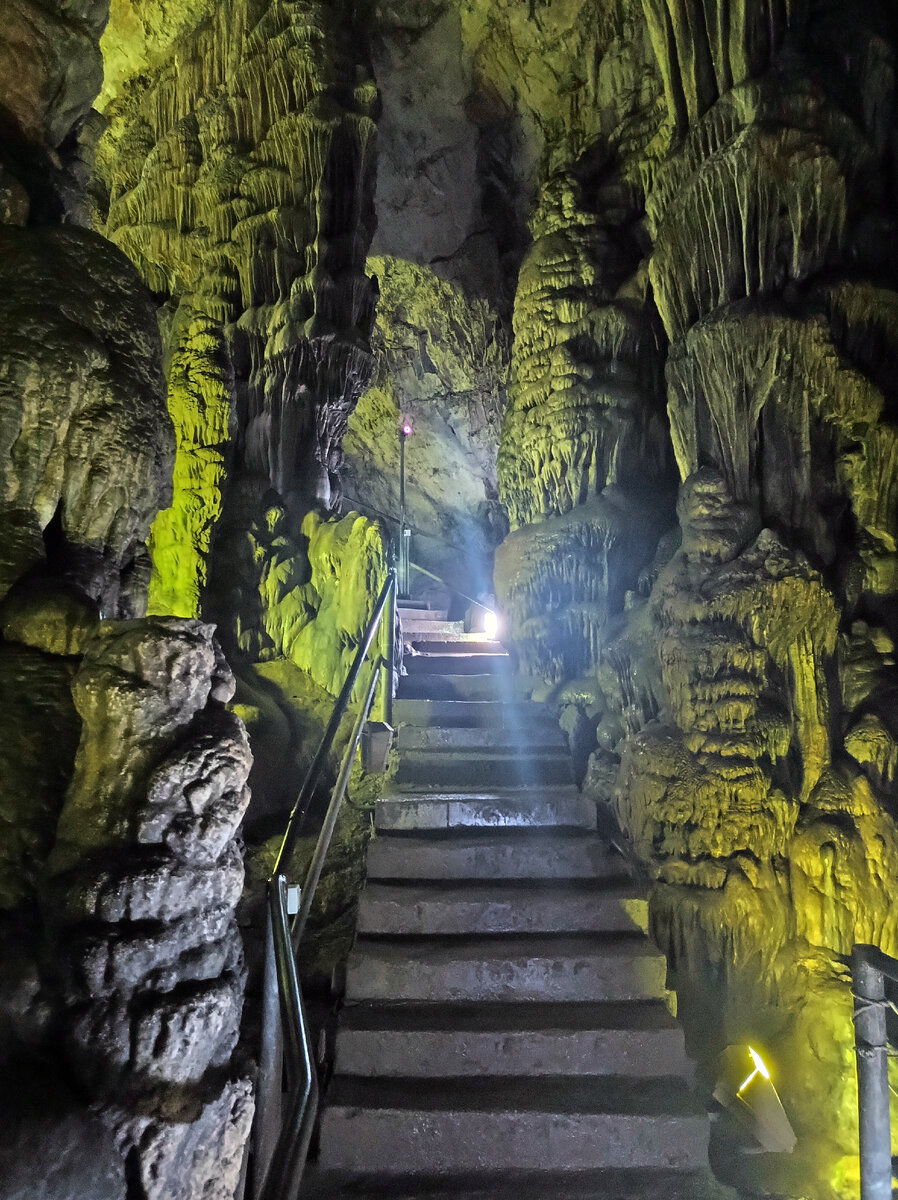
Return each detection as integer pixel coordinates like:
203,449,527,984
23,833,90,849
0,225,172,612
46,620,253,1197
3,0,898,1197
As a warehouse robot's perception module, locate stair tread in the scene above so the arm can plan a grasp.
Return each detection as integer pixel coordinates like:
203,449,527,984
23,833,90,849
350,934,662,959
324,1074,704,1115
339,1000,681,1033
360,881,643,903
397,676,518,700
366,832,626,882
356,880,646,935
303,1168,731,1200
410,641,505,654
393,700,555,724
404,656,512,676
398,727,568,750
383,785,582,801
370,829,611,847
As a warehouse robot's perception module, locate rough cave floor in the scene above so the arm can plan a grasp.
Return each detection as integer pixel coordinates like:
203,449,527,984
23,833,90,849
304,611,728,1198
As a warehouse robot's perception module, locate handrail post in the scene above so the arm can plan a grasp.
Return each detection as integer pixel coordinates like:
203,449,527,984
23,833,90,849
254,904,284,1196
853,947,892,1200
384,565,396,729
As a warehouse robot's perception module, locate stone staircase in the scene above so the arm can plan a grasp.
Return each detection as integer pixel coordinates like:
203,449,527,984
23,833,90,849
305,606,724,1198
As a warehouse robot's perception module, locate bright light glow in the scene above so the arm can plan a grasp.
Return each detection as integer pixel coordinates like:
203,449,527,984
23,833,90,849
737,1046,771,1095
749,1046,770,1080
483,610,498,640
400,420,412,436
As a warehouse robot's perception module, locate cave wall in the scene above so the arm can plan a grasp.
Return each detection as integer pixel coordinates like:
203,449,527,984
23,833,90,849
0,1,256,1193
95,0,380,623
92,0,395,854
4,0,898,1196
496,1,898,1193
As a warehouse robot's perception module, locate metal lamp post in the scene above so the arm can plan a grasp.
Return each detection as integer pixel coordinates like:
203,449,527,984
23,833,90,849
399,418,412,596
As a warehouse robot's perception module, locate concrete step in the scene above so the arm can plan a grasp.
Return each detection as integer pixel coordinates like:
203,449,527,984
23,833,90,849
303,1167,731,1200
344,935,669,1003
397,725,567,752
335,1001,690,1079
401,620,465,635
397,674,516,701
374,788,595,831
317,1076,708,1174
397,607,449,622
404,654,511,676
365,832,625,882
393,699,556,730
408,640,504,655
356,882,647,936
395,750,576,788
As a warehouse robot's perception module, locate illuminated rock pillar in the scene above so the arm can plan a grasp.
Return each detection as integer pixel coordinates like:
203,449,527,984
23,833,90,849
495,171,673,679
101,0,379,624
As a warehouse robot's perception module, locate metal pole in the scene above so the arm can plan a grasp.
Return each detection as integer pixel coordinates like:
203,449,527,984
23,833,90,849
853,947,892,1200
271,569,395,878
399,428,409,596
260,877,319,1200
385,565,396,729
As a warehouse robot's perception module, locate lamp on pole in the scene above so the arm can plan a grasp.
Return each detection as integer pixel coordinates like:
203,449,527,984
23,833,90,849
398,417,412,597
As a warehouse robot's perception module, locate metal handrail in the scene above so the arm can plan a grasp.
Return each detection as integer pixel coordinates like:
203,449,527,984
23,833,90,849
292,662,379,948
852,944,898,1200
271,567,397,879
338,491,496,609
251,563,397,1200
255,876,319,1200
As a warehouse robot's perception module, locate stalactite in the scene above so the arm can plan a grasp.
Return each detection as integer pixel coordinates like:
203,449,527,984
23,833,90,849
99,0,379,623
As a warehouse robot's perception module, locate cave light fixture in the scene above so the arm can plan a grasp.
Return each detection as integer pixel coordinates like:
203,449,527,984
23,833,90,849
736,1045,771,1095
713,1043,797,1154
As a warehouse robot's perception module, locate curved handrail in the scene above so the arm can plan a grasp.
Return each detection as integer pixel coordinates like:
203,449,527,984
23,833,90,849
271,566,396,879
251,563,397,1200
292,662,379,948
256,875,319,1200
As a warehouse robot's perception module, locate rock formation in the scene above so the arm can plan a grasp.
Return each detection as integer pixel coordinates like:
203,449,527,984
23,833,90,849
0,4,254,1195
96,0,380,624
495,169,673,678
496,2,898,1193
4,0,898,1196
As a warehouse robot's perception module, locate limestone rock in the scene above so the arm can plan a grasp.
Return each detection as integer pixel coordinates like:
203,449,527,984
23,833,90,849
98,0,379,624
115,1078,253,1200
0,645,81,910
0,226,172,611
141,708,252,865
344,256,507,599
40,618,252,1185
0,1096,125,1200
0,0,105,154
0,579,99,657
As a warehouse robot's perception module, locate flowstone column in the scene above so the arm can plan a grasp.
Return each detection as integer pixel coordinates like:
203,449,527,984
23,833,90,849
100,0,380,624
47,620,253,1200
495,170,673,680
599,3,898,1186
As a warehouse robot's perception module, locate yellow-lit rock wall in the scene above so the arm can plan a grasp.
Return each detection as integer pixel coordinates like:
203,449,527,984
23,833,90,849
496,2,898,1194
96,0,380,634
